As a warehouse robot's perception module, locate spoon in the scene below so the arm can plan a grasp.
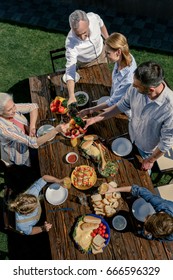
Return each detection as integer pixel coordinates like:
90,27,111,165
98,143,107,170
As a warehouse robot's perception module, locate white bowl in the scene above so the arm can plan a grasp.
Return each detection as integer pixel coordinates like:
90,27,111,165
112,215,127,231
37,124,55,141
45,183,68,205
65,152,78,164
132,198,155,222
97,96,109,105
75,91,89,107
62,72,80,83
111,137,132,156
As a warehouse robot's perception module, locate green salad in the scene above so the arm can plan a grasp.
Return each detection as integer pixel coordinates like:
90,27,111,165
99,161,118,177
76,93,87,105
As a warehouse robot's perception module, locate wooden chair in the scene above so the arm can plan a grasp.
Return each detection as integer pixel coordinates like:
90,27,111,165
49,47,66,72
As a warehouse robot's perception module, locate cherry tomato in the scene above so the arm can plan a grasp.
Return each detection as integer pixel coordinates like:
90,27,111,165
102,225,106,230
104,233,109,238
99,223,104,227
91,232,96,237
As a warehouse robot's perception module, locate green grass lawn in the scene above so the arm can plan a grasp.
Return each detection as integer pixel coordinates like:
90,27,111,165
0,21,173,259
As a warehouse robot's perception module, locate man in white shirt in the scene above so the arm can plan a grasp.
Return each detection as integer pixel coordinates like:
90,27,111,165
65,10,109,105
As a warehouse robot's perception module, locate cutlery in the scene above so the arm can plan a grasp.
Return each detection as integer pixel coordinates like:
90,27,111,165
40,139,60,148
48,207,74,212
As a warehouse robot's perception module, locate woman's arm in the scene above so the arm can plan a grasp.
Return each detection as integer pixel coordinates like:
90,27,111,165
83,104,121,129
29,107,38,137
30,221,52,235
78,102,108,118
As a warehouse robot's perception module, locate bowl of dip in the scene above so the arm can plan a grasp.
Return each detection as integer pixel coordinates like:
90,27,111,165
66,152,78,164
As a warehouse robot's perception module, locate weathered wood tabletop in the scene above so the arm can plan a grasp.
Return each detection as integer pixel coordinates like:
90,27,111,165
29,64,173,260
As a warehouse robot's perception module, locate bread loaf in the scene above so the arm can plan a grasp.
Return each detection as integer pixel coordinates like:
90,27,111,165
80,222,99,231
81,140,93,151
83,134,98,141
83,215,101,224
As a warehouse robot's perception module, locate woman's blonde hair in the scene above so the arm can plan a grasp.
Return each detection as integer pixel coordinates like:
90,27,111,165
0,92,13,115
8,193,38,215
105,32,131,67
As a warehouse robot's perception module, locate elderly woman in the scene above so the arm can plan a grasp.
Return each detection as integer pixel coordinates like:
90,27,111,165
0,92,62,167
8,174,67,235
105,184,173,241
79,32,137,117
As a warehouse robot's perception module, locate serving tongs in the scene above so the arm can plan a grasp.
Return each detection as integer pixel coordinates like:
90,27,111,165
98,143,107,170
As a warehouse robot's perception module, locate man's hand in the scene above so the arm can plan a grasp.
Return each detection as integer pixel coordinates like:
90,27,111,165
67,97,77,107
141,158,154,171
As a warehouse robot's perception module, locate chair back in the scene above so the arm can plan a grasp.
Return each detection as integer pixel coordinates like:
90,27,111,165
49,47,66,72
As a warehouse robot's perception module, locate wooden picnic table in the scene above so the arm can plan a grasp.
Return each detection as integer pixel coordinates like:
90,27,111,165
29,64,173,260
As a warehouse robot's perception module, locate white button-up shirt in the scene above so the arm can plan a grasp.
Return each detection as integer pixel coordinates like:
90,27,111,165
65,12,104,81
117,82,173,153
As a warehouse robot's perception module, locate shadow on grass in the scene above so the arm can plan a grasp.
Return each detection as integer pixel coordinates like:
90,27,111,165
7,78,31,104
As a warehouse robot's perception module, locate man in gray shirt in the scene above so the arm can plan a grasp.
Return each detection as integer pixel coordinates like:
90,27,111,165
82,61,173,171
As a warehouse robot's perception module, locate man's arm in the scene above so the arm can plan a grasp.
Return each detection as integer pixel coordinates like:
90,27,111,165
100,24,109,39
67,80,77,106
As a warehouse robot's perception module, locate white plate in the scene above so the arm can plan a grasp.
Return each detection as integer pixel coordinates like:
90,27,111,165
111,137,132,156
75,91,89,106
45,183,68,205
132,197,155,222
62,72,80,83
97,96,109,105
37,124,55,141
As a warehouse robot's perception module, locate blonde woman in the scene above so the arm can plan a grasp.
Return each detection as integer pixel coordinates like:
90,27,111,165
79,32,137,117
8,175,67,235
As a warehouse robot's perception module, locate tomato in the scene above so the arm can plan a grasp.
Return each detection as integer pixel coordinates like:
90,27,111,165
102,225,106,230
93,229,98,234
56,101,61,109
58,106,65,113
99,223,104,227
91,232,96,237
50,104,57,112
104,233,109,238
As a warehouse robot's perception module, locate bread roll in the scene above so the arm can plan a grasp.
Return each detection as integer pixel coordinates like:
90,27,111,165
83,134,98,141
81,140,93,150
80,222,99,231
83,215,101,224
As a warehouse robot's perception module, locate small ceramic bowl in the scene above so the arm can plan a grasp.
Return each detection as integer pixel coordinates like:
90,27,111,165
66,152,78,164
112,215,127,231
